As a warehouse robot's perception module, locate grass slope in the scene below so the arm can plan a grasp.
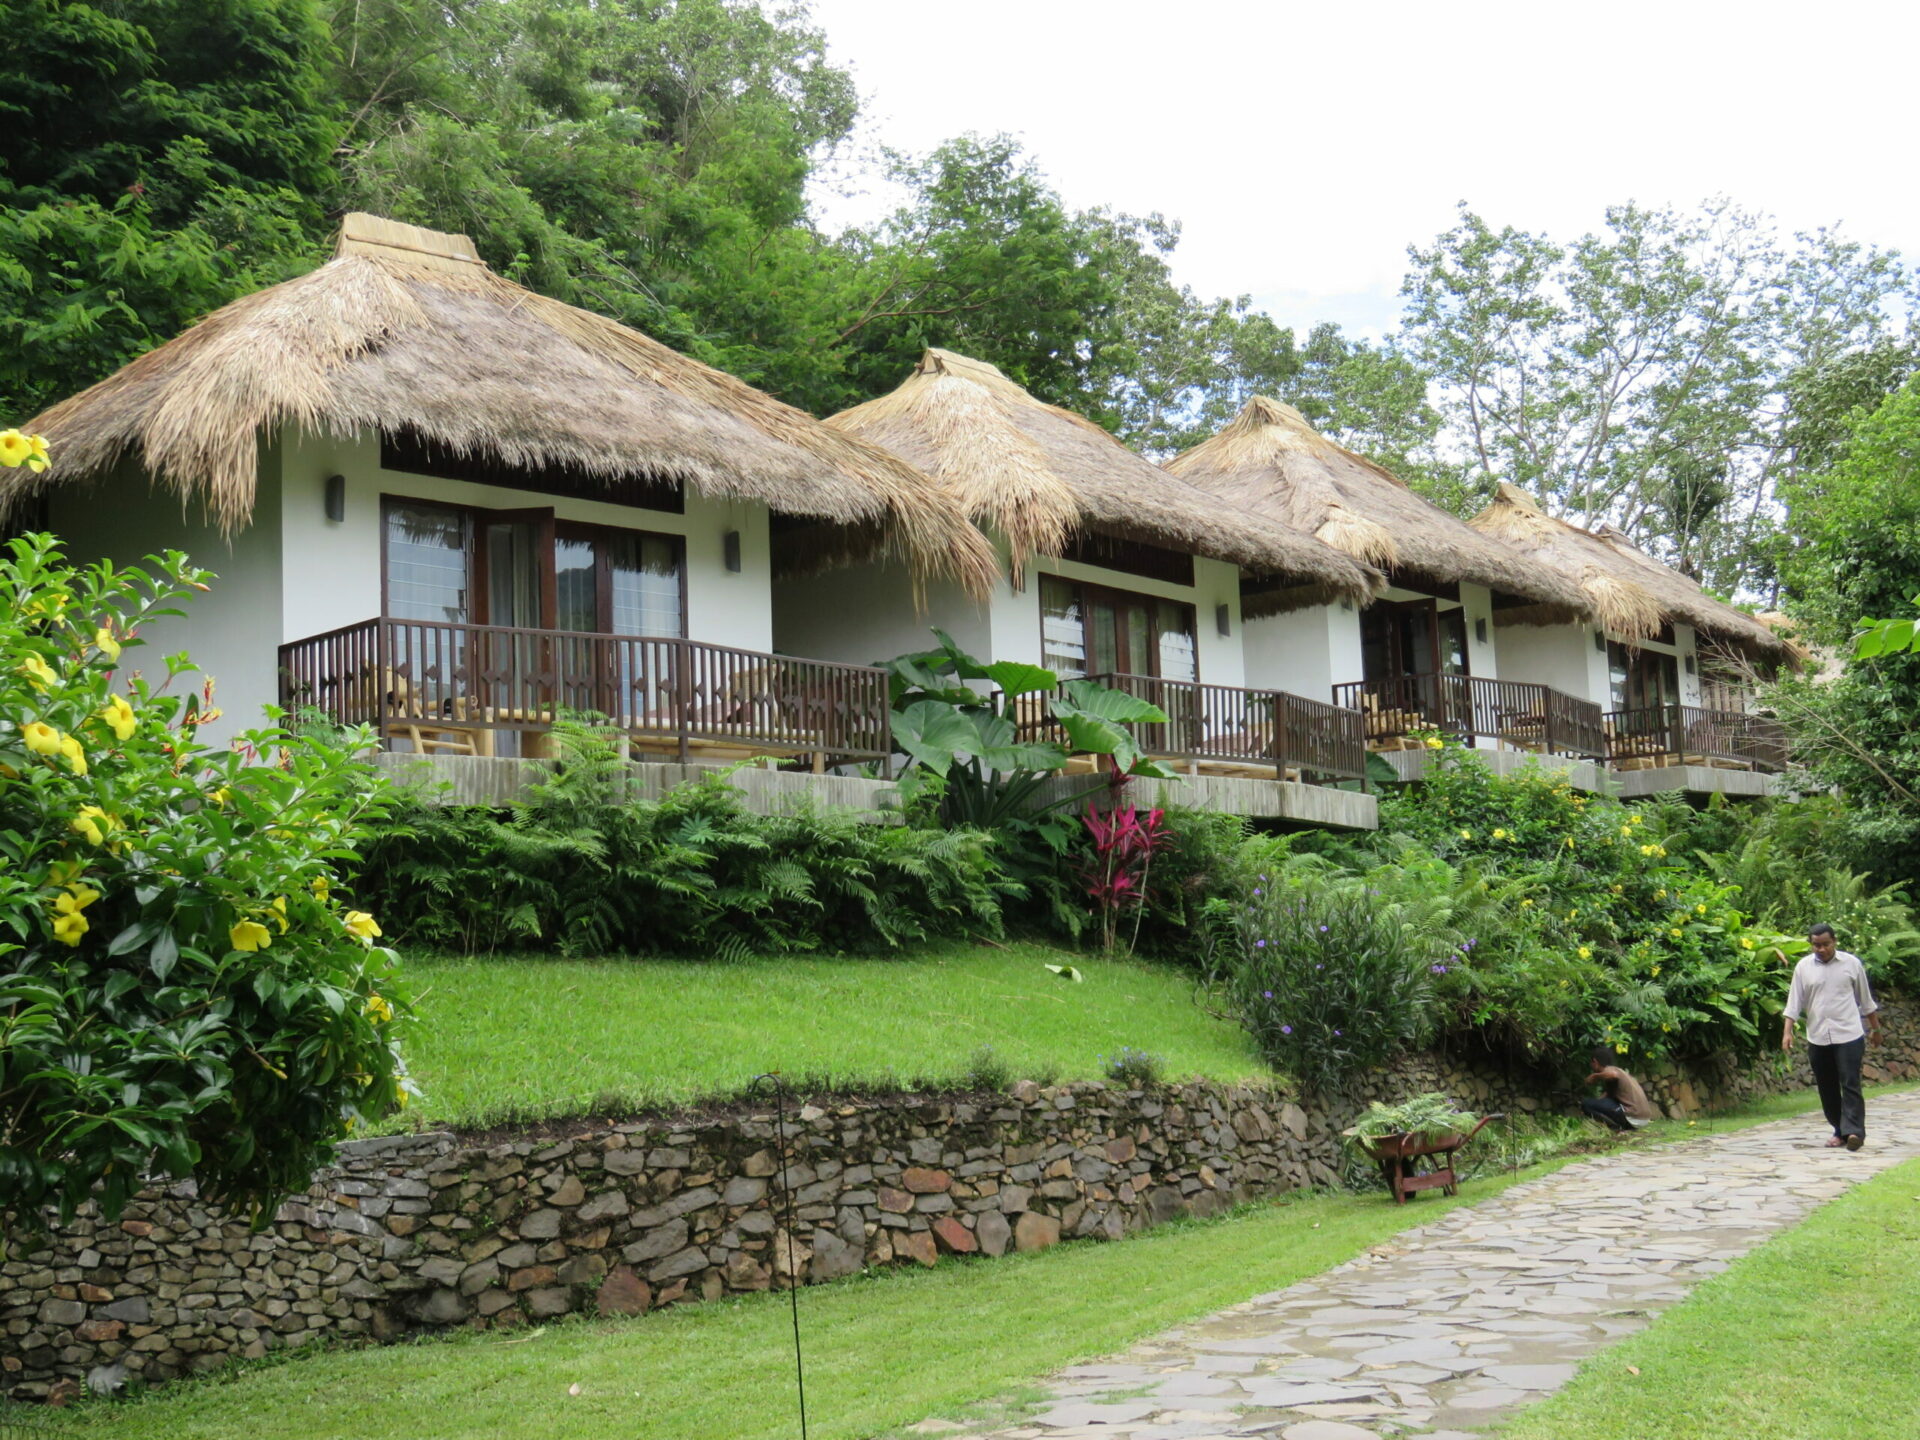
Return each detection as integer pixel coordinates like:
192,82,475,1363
1501,1151,1920,1440
394,944,1268,1127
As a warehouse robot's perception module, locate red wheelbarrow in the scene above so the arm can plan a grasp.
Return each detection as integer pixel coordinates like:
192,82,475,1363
1356,1113,1505,1203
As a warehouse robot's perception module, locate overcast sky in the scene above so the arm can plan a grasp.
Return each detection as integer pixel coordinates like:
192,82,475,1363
806,0,1918,340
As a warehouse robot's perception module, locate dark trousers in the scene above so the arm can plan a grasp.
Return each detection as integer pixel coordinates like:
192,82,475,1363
1808,1036,1867,1138
1581,1096,1633,1131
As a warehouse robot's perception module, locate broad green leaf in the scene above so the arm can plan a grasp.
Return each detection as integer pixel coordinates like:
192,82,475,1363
892,700,978,778
981,660,1058,700
965,711,1068,774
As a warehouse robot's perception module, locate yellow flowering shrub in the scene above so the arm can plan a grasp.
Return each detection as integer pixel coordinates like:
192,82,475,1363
0,532,410,1229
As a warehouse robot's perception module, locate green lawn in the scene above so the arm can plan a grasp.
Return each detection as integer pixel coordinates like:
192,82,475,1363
1501,1152,1920,1440
40,1157,1577,1440
391,943,1270,1127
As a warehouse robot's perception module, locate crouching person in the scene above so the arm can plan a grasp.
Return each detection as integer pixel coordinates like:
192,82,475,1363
1581,1045,1657,1132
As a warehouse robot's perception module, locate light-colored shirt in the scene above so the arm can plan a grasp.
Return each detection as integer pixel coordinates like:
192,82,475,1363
1785,951,1878,1045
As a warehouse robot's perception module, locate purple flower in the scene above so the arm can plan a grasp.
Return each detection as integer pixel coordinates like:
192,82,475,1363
1319,924,1329,932
1280,1025,1293,1035
1334,1029,1343,1036
1256,939,1268,948
1262,990,1273,999
1431,963,1449,974
1315,963,1323,970
1252,888,1262,896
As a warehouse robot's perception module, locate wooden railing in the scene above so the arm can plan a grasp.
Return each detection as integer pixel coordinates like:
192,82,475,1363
1332,673,1608,760
279,618,893,770
1017,673,1367,784
1605,704,1789,774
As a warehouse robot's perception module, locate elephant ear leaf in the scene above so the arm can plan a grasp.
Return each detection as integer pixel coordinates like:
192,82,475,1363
981,660,1058,701
892,700,978,777
1050,678,1170,773
965,711,1067,774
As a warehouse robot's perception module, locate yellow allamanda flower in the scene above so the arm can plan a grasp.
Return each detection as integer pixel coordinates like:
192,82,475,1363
1630,813,1644,826
1695,903,1707,914
1578,946,1592,959
311,874,331,903
22,722,61,757
1655,889,1667,900
1458,829,1474,841
209,788,231,808
71,806,120,846
1740,937,1756,950
1619,825,1633,838
1424,736,1444,750
0,429,33,468
270,895,289,933
100,693,137,742
57,734,87,776
55,883,100,915
19,652,57,689
230,920,273,953
343,911,382,944
52,910,89,946
94,627,121,663
1668,928,1682,939
365,994,394,1024
1640,844,1656,856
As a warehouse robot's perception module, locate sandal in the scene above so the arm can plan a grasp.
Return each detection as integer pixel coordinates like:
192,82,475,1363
1846,1134,1865,1151
1825,1136,1848,1147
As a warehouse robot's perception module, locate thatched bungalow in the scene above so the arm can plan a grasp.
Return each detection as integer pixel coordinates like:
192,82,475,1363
6,214,996,765
1470,484,1795,773
1165,398,1594,714
777,350,1380,700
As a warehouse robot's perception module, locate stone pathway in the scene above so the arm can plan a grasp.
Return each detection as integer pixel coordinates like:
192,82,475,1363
917,1091,1920,1440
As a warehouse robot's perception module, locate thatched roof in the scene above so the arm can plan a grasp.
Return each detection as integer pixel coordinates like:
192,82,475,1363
1165,397,1593,616
826,350,1380,606
10,213,998,597
1470,483,1794,665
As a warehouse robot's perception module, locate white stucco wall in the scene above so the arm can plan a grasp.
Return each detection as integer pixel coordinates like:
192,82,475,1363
278,428,773,651
771,559,988,667
44,452,285,748
1493,623,1599,702
1242,602,1364,703
1492,620,1702,710
775,536,1248,686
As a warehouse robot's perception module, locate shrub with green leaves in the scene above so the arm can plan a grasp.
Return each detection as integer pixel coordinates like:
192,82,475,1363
356,721,1015,957
1206,859,1446,1096
0,535,408,1230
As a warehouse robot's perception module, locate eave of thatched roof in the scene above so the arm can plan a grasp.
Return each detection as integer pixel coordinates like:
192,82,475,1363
825,349,1381,605
1469,483,1794,666
1165,397,1593,618
10,213,997,599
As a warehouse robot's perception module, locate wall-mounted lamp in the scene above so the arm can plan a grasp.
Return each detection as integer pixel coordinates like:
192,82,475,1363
1474,617,1488,645
1216,603,1231,638
1340,597,1354,612
723,530,742,573
323,474,345,523
1684,655,1696,675
1594,629,1608,653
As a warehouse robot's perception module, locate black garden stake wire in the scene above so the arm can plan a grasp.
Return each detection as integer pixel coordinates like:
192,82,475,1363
751,1073,808,1440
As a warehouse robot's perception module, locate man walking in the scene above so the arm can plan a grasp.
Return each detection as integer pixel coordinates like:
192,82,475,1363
1782,923,1881,1150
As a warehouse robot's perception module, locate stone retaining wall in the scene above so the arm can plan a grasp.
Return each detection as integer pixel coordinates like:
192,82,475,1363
2,1080,1345,1404
9,1000,1917,1405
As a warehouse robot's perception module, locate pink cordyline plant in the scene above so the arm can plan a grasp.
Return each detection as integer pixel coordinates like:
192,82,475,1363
1079,800,1172,955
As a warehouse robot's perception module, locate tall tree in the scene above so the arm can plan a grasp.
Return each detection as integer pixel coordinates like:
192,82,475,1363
1400,200,1910,592
1,0,339,417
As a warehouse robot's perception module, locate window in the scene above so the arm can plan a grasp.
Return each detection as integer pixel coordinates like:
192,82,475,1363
1608,642,1678,712
1040,575,1197,681
1361,599,1470,683
381,498,684,637
385,503,471,623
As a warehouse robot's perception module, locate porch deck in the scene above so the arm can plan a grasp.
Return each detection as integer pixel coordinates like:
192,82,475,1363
279,617,893,773
1332,672,1607,760
1604,703,1789,775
